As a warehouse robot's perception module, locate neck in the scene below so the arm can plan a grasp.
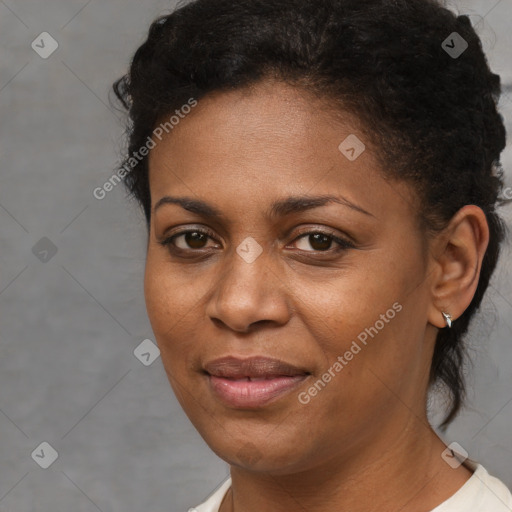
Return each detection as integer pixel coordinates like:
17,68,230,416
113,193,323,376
220,413,472,512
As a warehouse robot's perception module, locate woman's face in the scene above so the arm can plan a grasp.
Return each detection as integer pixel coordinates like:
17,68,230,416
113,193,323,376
145,80,438,474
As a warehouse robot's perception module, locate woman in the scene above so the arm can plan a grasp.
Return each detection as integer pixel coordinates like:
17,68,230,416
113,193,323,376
112,0,512,510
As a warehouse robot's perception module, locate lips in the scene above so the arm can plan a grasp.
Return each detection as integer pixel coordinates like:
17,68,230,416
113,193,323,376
203,356,310,408
204,356,309,379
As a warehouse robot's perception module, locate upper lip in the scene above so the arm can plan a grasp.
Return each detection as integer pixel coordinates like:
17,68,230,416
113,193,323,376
204,356,310,379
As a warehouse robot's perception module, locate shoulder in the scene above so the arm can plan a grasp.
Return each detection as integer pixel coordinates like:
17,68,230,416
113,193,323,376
187,476,232,512
431,462,512,512
185,465,512,512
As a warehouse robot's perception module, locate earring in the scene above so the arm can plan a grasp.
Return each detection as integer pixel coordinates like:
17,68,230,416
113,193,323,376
442,311,452,328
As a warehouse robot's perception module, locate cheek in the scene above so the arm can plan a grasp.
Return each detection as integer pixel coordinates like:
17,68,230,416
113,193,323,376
291,257,405,353
143,253,221,393
143,255,197,363
143,258,201,403
293,248,425,395
144,251,206,335
144,259,173,338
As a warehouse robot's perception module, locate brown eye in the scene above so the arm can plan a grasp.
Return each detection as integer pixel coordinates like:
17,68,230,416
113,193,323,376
296,233,332,251
293,231,353,252
179,231,209,249
159,228,218,251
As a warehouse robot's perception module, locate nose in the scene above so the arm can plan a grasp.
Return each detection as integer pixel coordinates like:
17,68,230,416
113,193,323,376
205,243,291,333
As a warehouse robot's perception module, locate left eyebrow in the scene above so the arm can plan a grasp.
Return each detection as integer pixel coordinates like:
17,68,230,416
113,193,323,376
267,194,374,219
153,193,374,221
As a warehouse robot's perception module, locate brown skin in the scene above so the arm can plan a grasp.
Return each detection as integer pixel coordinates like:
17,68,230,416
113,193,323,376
145,80,488,512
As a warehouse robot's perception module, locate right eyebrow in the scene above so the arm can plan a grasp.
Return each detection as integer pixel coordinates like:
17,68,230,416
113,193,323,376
154,195,225,220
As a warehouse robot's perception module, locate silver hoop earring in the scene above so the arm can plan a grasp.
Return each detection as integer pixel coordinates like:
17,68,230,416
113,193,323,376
442,311,452,328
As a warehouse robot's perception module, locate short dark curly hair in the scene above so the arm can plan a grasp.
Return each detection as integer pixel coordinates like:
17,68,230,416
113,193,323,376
112,0,509,428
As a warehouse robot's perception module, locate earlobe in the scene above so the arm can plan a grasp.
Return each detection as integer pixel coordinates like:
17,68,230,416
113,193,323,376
427,205,490,329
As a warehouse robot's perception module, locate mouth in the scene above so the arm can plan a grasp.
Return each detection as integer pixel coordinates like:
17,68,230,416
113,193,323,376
203,356,311,408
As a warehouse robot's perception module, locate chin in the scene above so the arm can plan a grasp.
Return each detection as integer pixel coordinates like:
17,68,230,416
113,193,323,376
203,431,316,475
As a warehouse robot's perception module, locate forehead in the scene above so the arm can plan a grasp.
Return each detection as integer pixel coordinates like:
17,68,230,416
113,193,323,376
150,81,342,169
147,81,418,223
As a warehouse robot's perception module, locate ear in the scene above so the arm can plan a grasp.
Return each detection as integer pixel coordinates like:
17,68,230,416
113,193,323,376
427,205,490,329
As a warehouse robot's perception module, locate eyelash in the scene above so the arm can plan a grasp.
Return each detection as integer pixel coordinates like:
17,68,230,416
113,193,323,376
158,227,355,256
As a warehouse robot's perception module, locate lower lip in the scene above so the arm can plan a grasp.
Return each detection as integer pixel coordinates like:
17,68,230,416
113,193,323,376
207,374,309,408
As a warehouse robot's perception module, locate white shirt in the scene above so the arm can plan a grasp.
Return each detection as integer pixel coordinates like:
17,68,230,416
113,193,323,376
188,463,512,512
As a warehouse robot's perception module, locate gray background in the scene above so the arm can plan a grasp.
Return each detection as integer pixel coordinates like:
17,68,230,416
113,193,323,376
0,0,511,511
